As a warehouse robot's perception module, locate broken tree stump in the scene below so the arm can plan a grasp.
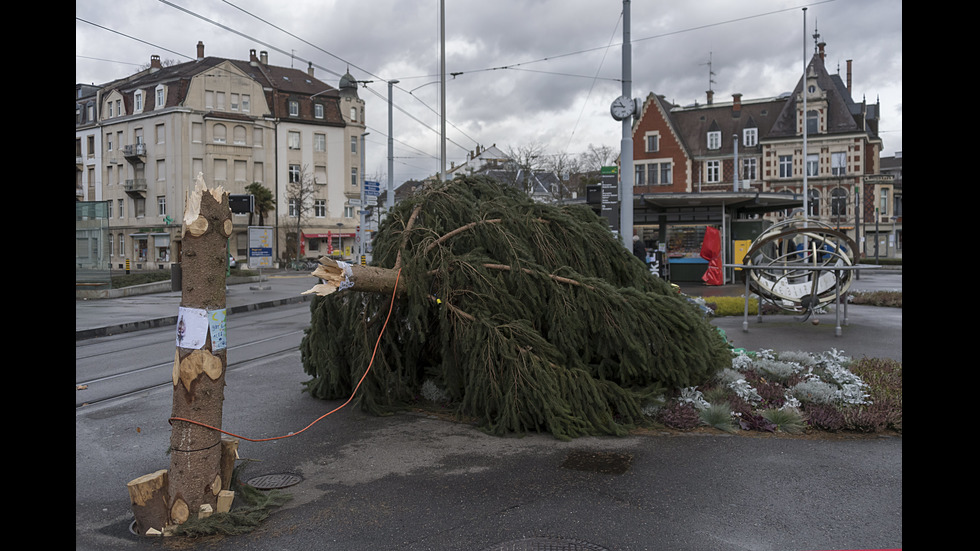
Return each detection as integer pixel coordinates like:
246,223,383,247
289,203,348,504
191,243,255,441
168,174,232,526
127,469,169,535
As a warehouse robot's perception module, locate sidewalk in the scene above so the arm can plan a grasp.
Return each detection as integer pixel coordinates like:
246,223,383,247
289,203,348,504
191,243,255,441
74,270,319,340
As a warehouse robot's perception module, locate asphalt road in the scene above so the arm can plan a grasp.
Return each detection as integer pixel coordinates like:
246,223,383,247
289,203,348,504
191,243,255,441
75,270,902,551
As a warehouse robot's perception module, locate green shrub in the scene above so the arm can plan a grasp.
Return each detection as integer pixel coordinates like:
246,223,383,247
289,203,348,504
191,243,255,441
761,408,806,434
699,403,737,433
703,296,758,316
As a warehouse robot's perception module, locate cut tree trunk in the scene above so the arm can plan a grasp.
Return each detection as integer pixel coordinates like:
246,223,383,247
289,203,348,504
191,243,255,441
127,469,169,535
168,175,232,526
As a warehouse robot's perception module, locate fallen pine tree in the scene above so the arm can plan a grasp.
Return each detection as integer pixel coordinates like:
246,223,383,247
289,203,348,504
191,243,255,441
299,176,731,440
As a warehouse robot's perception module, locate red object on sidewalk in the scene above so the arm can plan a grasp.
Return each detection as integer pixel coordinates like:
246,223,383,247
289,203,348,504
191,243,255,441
699,226,723,286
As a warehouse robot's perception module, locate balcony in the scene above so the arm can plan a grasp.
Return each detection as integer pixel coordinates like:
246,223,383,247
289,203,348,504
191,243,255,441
122,143,147,162
124,179,147,195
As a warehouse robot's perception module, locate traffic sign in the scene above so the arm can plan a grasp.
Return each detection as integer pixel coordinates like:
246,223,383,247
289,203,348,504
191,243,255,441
364,180,381,196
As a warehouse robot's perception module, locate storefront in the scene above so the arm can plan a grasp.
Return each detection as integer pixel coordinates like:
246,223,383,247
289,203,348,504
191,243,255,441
302,231,355,259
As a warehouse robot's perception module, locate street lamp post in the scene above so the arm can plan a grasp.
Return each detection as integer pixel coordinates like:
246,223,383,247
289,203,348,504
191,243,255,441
388,80,399,213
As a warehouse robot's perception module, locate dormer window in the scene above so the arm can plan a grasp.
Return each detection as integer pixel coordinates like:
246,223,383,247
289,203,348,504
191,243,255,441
806,110,819,134
155,85,165,109
289,100,299,116
134,90,144,113
707,131,721,150
743,127,758,147
315,104,324,119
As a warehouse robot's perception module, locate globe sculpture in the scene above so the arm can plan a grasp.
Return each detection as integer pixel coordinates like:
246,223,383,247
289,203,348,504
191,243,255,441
742,219,858,319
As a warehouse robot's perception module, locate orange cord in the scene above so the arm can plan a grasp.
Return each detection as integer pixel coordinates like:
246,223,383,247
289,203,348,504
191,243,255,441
169,268,401,443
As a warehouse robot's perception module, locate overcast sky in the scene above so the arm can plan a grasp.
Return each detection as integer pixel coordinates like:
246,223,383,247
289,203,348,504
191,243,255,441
76,0,902,184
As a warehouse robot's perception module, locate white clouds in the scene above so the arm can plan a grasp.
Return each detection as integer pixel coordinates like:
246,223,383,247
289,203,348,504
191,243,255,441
76,0,902,183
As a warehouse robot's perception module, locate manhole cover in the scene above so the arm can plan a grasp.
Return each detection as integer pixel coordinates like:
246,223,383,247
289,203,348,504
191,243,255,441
485,537,610,550
245,473,302,489
560,451,632,475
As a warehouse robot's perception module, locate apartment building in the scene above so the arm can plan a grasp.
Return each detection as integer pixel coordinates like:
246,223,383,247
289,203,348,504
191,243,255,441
77,41,364,271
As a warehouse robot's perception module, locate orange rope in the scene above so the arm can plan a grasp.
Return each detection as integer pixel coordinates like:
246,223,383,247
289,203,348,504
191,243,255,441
169,268,402,443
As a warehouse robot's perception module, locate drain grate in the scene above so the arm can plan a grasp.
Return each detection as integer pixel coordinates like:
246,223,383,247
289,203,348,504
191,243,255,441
560,450,632,475
485,537,610,550
245,472,303,490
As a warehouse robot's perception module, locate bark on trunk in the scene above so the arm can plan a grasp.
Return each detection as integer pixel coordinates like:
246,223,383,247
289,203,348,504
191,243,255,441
168,175,232,526
127,470,169,535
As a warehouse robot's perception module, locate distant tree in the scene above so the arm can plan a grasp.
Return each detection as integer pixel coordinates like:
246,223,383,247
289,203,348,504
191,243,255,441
579,143,617,173
245,182,275,226
504,142,547,195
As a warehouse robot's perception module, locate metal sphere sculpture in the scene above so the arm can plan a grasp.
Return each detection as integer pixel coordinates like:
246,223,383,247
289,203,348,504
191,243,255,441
743,219,858,317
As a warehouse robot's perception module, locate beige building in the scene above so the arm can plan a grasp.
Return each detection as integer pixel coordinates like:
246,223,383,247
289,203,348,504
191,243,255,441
79,42,364,271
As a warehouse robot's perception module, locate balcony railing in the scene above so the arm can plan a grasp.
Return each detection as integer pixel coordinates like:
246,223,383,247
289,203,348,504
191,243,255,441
124,179,147,192
122,143,146,157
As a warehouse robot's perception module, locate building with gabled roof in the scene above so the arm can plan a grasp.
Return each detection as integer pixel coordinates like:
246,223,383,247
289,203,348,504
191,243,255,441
85,41,365,271
628,33,893,260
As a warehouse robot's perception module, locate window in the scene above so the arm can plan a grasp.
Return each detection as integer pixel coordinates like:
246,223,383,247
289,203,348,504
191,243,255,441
231,93,239,111
351,136,357,154
206,90,214,109
289,100,299,116
134,90,143,112
216,92,225,110
807,189,820,217
351,168,358,187
315,199,326,217
116,99,122,116
315,104,324,119
634,164,645,186
879,188,889,216
119,234,125,257
233,125,247,145
118,198,125,218
743,128,758,147
806,153,818,177
288,131,301,150
706,160,720,183
831,188,848,216
213,124,227,144
289,198,299,217
344,206,354,218
158,196,167,216
779,155,793,178
135,196,146,218
659,163,672,185
289,164,301,184
707,131,721,150
806,110,818,134
108,101,113,118
742,158,757,181
831,152,846,176
314,133,326,152
108,201,113,218
155,85,165,108
350,107,357,122
645,133,659,153
242,94,250,112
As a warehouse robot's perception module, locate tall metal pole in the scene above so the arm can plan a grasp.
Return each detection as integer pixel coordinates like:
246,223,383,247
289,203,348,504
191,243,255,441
619,0,633,249
801,7,808,225
359,133,369,260
388,80,398,212
440,0,447,182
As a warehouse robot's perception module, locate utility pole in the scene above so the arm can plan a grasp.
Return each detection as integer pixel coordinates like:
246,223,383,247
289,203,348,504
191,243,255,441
388,80,399,212
619,0,634,249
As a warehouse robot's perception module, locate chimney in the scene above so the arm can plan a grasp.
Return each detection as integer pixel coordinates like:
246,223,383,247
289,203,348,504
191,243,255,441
308,61,314,77
817,40,826,61
150,55,162,72
250,49,258,65
732,93,742,115
260,51,268,65
197,41,205,60
706,90,713,105
846,59,853,95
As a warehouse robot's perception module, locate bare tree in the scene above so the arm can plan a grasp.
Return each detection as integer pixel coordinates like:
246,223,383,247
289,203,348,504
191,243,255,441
543,151,582,202
579,143,617,173
504,142,547,195
284,165,319,261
